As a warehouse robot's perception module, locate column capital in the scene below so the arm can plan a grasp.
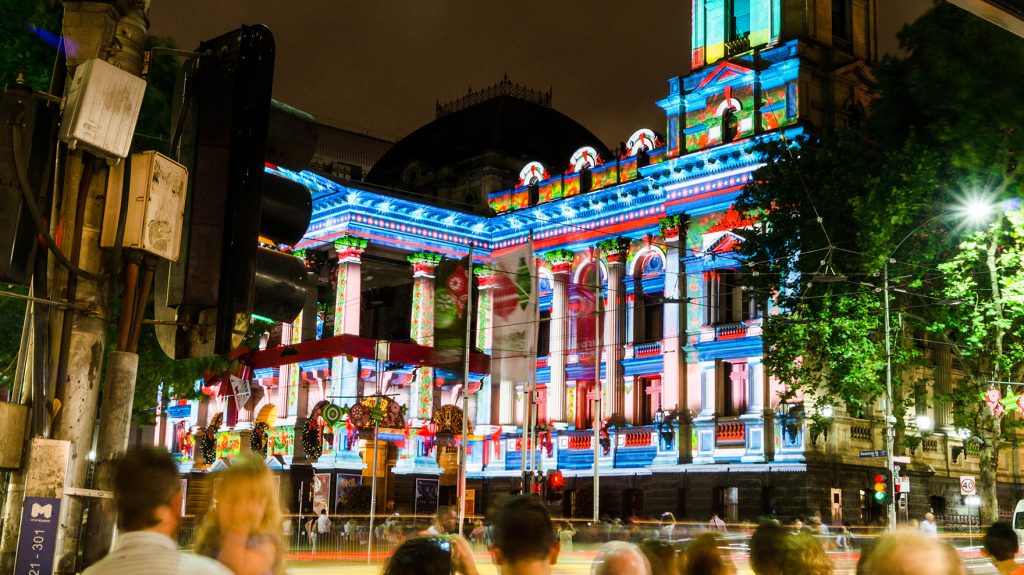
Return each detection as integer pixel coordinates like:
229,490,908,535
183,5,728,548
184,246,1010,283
543,248,575,274
333,236,368,263
597,237,631,265
292,248,320,271
659,213,691,244
408,251,443,278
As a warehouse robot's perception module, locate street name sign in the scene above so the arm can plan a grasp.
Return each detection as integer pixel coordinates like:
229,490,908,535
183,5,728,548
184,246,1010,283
860,449,887,458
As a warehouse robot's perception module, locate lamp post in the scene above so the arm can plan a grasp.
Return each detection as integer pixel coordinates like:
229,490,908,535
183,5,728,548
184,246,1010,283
881,258,898,531
879,199,993,531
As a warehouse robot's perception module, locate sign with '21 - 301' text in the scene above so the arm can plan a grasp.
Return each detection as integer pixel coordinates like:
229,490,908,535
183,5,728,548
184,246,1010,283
14,496,61,575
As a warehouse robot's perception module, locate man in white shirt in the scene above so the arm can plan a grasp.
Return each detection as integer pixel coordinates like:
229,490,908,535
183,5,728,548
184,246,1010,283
316,509,332,534
708,513,727,532
920,512,938,536
82,447,231,574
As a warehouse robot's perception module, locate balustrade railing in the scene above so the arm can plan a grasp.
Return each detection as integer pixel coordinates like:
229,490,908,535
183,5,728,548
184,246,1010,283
716,419,745,444
715,322,747,340
633,342,663,358
619,428,653,448
850,424,873,442
567,434,593,450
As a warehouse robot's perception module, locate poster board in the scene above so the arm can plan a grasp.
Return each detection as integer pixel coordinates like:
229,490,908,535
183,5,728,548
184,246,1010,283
415,478,439,517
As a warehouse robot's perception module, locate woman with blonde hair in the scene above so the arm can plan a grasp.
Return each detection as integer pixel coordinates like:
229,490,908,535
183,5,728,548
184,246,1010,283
195,455,285,575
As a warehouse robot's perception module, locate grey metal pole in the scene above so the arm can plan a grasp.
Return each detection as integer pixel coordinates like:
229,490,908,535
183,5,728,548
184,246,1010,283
882,261,897,531
367,348,384,563
457,244,474,535
593,247,603,523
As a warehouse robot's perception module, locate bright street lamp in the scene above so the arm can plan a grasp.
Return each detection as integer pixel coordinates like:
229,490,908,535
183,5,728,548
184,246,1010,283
963,197,994,224
915,414,934,434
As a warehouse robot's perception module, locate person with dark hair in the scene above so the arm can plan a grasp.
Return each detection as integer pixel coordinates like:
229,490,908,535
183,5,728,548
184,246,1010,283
422,505,458,535
983,521,1024,574
638,538,677,575
750,522,789,575
82,447,231,574
489,495,560,575
381,535,479,575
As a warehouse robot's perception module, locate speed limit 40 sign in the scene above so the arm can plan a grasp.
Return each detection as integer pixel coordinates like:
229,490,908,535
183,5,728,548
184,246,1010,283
960,476,977,495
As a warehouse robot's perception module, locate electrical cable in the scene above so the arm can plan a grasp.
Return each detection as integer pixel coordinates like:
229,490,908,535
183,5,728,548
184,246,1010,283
12,124,106,283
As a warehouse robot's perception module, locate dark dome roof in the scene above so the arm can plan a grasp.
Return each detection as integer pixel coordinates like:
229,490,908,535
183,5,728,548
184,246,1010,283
365,95,609,187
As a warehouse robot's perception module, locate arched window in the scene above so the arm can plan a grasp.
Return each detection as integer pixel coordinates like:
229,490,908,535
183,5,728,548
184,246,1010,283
633,254,664,344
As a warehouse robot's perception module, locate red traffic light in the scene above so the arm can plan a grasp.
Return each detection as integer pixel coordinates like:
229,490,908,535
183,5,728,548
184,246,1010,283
544,470,565,502
874,474,885,483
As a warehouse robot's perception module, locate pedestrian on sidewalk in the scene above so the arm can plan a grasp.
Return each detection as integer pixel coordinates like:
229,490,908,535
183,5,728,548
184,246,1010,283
82,447,231,575
489,495,561,575
708,514,727,533
195,455,285,575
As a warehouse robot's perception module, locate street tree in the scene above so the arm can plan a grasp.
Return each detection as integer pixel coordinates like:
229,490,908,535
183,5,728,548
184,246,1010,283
737,3,1024,522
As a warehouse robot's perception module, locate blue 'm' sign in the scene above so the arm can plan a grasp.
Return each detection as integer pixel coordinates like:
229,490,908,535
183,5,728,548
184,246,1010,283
14,496,61,575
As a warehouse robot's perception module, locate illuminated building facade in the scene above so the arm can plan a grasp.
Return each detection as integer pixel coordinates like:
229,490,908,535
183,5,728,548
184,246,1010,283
158,0,1024,523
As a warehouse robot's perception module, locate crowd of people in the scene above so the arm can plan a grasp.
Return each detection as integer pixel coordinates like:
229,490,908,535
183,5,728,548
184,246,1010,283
82,447,1023,574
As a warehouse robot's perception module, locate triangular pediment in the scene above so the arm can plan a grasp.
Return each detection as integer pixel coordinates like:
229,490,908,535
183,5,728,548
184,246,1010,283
696,60,755,91
701,230,745,254
833,60,876,86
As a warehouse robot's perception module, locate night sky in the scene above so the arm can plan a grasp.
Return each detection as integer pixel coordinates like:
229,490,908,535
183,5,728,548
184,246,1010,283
148,1,933,147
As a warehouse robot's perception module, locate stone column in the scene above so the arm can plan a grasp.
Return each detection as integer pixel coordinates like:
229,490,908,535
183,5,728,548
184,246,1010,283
660,216,689,415
331,237,367,407
545,250,574,424
407,252,442,421
741,358,767,463
475,266,496,426
933,344,953,431
279,321,296,418
603,242,628,419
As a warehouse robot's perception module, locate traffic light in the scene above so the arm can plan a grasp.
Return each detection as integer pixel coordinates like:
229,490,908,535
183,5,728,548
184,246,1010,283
544,470,565,502
873,473,888,502
155,25,317,358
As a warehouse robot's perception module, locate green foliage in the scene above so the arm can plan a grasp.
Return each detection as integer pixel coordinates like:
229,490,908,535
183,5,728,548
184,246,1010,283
0,0,61,91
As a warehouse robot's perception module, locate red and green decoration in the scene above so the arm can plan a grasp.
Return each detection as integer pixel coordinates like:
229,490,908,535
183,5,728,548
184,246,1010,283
250,421,269,457
301,418,323,460
982,387,1024,417
197,413,223,465
348,396,406,430
434,255,471,364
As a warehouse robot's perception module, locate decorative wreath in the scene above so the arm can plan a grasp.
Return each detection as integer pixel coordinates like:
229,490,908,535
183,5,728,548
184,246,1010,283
197,413,222,465
349,396,406,430
301,418,323,460
250,422,269,457
431,404,468,435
